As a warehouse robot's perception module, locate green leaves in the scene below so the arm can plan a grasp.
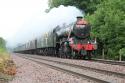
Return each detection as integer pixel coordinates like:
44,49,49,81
120,48,125,56
86,0,125,60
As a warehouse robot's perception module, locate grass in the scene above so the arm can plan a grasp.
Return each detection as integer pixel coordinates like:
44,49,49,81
0,48,16,82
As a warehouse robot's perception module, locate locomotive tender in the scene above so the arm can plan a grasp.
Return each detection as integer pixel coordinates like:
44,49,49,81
14,16,97,59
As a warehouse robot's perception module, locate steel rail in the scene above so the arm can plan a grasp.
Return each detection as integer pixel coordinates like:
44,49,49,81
20,55,109,83
24,55,125,78
92,59,125,66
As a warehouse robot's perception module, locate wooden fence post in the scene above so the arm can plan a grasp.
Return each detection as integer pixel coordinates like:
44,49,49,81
102,49,105,59
119,49,122,61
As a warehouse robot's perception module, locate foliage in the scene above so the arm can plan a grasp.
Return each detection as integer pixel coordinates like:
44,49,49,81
0,37,9,70
119,48,125,56
119,48,125,60
0,37,15,82
86,0,125,60
48,0,104,14
0,37,6,52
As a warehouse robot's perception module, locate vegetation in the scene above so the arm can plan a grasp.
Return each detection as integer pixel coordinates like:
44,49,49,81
49,0,125,60
0,37,10,63
0,37,16,82
86,0,125,60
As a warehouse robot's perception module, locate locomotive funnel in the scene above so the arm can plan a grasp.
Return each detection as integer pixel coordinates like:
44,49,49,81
77,16,83,20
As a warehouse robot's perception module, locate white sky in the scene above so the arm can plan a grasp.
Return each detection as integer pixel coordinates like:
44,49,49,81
0,0,48,40
0,0,83,47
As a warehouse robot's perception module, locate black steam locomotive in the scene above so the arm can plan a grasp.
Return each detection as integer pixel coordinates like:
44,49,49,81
14,16,97,59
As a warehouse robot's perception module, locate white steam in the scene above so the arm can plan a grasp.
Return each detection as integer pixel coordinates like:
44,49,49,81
7,5,83,47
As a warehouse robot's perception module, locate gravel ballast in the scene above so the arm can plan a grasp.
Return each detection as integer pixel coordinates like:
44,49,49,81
9,54,93,83
27,57,125,83
29,54,125,74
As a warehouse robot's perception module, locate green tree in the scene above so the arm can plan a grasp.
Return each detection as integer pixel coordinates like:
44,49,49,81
86,0,125,60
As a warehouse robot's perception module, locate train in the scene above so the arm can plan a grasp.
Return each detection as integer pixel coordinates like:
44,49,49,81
14,16,97,60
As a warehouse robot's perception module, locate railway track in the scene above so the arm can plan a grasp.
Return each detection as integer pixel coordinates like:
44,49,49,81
92,59,125,66
25,55,125,78
18,54,125,83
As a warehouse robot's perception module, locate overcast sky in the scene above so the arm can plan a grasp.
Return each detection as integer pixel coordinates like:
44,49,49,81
0,0,83,47
0,0,48,39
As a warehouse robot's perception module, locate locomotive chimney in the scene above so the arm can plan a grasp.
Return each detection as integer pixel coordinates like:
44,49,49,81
77,16,83,21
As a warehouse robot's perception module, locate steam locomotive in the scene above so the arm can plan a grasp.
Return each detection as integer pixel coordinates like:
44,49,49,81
14,16,97,60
